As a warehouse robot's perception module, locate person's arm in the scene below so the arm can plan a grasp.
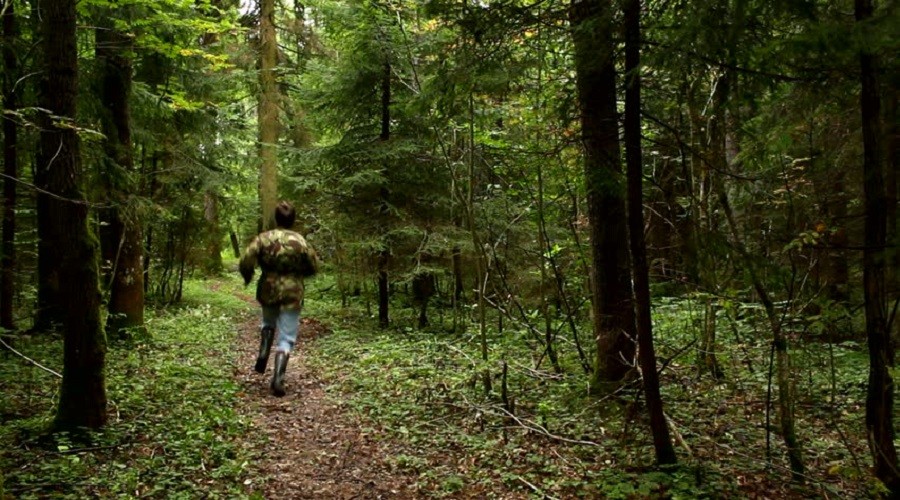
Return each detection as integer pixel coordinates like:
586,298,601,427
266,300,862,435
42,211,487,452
239,237,261,285
305,244,320,276
290,236,319,277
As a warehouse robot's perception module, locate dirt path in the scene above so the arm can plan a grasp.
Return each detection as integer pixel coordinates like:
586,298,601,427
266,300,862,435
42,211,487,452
232,313,420,499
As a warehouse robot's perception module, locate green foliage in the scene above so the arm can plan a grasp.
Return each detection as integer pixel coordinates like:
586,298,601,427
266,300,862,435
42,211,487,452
0,279,259,499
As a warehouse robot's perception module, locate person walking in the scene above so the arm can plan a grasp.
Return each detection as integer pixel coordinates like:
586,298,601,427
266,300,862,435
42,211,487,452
239,201,318,396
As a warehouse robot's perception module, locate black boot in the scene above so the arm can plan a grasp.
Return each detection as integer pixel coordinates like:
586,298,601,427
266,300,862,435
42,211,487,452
271,351,289,397
254,326,275,373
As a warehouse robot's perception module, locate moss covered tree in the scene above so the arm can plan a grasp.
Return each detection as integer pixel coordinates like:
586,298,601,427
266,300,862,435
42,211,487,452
39,0,107,430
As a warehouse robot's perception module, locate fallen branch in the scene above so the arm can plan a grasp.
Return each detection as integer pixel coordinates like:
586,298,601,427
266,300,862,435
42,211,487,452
517,475,560,500
664,412,693,457
0,335,62,378
491,404,603,448
49,444,123,455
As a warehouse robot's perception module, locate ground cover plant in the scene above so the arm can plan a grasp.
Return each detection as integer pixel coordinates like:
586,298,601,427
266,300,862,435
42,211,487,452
0,272,882,499
0,279,262,499
303,276,876,498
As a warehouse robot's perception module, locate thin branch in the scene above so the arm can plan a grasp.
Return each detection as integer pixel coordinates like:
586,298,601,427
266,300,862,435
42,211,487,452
492,404,603,447
517,476,560,500
0,173,111,208
664,412,693,456
0,336,63,378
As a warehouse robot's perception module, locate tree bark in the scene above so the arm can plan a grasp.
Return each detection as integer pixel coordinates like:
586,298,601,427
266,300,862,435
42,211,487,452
1,1,18,332
570,0,637,393
40,0,107,430
856,0,899,493
885,82,898,348
35,194,62,330
377,251,389,328
623,0,677,465
96,20,144,338
203,190,223,274
34,0,63,332
378,60,391,329
258,0,279,231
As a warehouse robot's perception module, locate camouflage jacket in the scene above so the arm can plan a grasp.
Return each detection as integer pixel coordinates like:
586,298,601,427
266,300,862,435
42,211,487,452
239,229,318,309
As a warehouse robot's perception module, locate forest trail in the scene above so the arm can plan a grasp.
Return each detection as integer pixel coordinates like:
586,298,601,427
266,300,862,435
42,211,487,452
231,307,421,499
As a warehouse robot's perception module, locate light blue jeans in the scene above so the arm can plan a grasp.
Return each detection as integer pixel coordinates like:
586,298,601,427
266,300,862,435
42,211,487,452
261,306,300,353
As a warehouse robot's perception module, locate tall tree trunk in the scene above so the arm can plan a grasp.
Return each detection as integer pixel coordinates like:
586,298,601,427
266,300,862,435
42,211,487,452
377,251,389,328
35,190,62,330
721,194,804,479
1,1,18,332
451,243,462,332
96,20,144,338
856,0,899,493
570,0,636,393
34,0,63,332
623,0,676,465
203,191,223,274
377,60,391,329
40,0,107,430
697,73,730,380
679,76,702,287
452,244,463,303
885,84,898,348
258,0,279,231
467,93,491,394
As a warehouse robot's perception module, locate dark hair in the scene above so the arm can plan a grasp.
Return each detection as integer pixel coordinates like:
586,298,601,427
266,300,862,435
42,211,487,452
274,201,296,228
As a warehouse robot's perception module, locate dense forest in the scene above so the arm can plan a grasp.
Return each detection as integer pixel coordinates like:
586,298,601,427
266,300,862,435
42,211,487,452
1,0,898,497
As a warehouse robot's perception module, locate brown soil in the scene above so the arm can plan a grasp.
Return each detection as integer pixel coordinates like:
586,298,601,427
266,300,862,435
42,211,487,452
233,314,421,499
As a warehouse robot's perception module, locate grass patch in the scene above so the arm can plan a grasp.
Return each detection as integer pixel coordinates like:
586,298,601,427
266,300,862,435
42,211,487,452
0,277,261,499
